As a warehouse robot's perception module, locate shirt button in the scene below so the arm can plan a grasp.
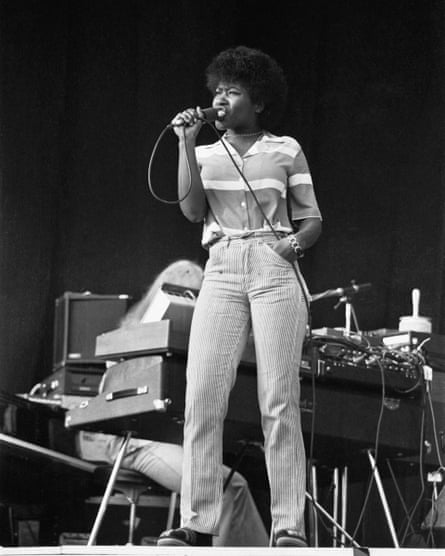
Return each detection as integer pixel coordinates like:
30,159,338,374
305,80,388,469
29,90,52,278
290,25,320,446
241,201,246,208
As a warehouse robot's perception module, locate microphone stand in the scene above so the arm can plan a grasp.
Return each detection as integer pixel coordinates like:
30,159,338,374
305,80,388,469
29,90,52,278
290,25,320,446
335,295,353,336
311,280,372,337
303,280,372,547
333,292,360,336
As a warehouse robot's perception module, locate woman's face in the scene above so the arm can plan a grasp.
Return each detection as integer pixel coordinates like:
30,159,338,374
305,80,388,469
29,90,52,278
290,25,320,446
212,81,263,131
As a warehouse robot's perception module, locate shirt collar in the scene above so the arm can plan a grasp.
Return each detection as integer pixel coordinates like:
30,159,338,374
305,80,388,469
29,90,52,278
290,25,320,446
201,131,285,154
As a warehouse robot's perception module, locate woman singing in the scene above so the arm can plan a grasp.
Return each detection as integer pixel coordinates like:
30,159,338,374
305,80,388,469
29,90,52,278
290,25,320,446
158,45,322,548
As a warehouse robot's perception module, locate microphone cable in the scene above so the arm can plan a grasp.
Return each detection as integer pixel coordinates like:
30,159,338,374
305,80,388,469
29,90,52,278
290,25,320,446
147,125,194,204
147,108,226,204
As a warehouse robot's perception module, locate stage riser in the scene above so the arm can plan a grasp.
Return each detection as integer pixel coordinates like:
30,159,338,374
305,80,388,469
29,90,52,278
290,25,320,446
0,547,444,556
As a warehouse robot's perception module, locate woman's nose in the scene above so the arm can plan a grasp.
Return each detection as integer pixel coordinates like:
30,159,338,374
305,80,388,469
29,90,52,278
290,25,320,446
215,90,228,102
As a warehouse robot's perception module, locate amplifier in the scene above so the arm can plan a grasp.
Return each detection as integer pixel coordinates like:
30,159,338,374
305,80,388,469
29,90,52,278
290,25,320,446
301,334,422,397
53,291,130,369
40,364,106,397
367,329,445,372
308,347,420,396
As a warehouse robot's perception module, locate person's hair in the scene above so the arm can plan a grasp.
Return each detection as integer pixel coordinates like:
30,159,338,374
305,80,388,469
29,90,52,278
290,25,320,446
119,259,204,329
205,45,288,130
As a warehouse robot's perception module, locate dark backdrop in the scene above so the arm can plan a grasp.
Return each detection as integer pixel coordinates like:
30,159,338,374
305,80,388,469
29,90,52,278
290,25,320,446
0,0,444,394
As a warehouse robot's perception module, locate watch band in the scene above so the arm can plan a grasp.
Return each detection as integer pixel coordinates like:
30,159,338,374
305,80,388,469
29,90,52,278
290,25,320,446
288,234,304,258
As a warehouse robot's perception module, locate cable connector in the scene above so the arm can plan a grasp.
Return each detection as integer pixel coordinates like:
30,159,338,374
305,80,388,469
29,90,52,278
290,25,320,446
427,469,444,484
423,364,433,382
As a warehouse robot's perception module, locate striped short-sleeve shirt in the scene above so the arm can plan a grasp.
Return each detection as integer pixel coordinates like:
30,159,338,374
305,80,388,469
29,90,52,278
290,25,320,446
195,131,322,247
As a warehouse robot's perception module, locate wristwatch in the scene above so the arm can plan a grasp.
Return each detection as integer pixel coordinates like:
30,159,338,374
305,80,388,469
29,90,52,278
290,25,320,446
287,234,304,259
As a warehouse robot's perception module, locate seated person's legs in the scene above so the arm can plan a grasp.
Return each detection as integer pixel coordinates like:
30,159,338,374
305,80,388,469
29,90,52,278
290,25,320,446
121,440,268,546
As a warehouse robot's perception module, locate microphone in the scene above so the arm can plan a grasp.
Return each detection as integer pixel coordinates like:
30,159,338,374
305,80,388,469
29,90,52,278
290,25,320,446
168,107,226,128
333,282,372,298
198,107,226,122
311,282,372,302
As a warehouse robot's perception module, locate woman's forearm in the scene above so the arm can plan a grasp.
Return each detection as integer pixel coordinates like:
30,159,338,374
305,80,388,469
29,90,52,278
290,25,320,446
178,138,207,222
293,218,322,250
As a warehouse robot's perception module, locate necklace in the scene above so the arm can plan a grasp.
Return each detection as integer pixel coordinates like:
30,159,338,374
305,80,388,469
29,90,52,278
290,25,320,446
224,130,264,138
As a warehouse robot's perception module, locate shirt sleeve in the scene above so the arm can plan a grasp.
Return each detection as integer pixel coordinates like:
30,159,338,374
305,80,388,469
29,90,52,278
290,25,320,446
288,145,322,221
195,145,203,170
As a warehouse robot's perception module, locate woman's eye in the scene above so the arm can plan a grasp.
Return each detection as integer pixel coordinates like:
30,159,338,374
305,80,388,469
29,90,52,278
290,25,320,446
214,88,241,99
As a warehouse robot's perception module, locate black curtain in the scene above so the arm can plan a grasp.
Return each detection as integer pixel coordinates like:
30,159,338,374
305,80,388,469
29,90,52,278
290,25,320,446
0,0,444,393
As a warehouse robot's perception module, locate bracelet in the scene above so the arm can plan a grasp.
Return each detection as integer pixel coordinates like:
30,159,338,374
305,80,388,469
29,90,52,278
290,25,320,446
287,234,304,258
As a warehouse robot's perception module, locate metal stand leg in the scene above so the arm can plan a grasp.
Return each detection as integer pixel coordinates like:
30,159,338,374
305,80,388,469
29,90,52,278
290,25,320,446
331,466,349,547
367,450,399,548
344,302,352,336
307,464,356,548
305,490,361,548
309,464,319,547
340,466,348,547
127,495,137,545
166,491,178,530
333,468,339,546
87,431,132,546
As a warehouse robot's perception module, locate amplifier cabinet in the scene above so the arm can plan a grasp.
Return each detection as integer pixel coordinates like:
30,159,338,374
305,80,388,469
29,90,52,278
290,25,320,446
40,364,106,397
65,355,186,445
53,292,130,369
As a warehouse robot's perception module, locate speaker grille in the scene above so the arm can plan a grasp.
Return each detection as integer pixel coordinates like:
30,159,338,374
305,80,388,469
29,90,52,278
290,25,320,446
53,292,130,369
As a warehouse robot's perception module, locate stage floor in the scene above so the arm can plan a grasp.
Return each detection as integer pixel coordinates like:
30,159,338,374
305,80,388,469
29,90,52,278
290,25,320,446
0,547,444,556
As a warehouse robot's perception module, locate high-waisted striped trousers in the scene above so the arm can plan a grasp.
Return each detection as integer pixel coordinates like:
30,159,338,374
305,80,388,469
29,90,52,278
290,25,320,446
180,234,308,538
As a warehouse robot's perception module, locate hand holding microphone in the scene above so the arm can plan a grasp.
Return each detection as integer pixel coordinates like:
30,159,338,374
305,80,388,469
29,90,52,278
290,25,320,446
169,106,226,138
148,106,226,203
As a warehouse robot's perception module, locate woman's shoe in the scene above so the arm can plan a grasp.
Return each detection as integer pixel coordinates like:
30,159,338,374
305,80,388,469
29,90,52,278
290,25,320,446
274,529,308,547
157,527,212,547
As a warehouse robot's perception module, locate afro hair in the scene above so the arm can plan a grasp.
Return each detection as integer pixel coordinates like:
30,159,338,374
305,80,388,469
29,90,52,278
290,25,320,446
205,45,288,130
